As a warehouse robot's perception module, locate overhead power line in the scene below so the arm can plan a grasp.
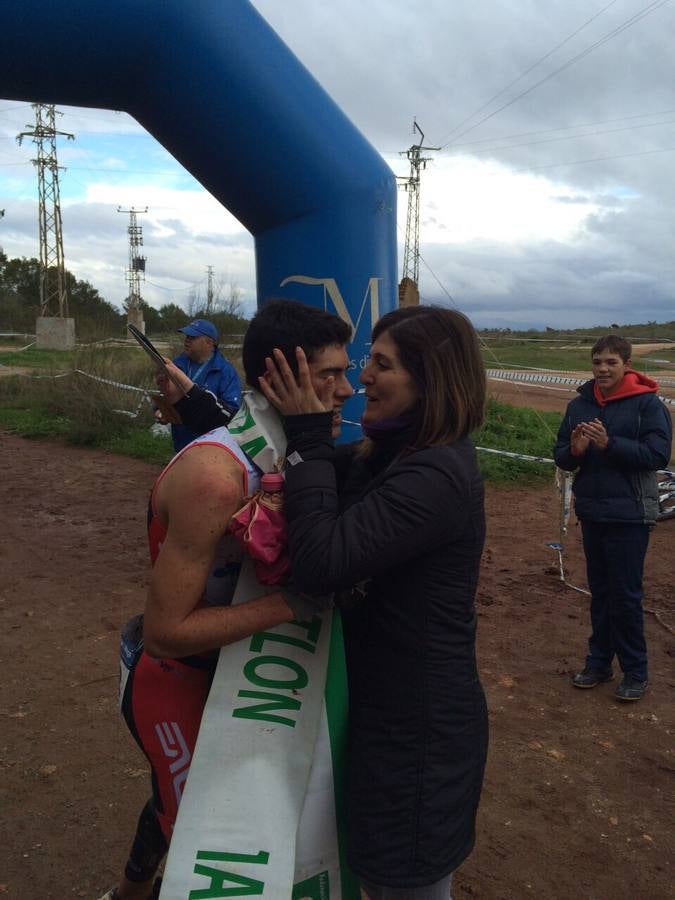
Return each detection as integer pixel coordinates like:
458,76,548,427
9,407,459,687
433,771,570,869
437,0,670,149
514,143,675,173
436,0,621,147
444,116,675,158
446,107,675,150
145,278,207,293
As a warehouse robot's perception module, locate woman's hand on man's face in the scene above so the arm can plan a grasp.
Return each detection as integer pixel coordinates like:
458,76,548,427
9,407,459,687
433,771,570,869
259,347,335,416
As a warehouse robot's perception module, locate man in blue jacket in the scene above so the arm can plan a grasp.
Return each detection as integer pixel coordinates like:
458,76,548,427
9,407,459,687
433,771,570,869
167,319,242,451
554,335,672,702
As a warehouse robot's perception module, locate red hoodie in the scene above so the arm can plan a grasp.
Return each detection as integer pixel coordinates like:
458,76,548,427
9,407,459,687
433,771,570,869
593,369,659,407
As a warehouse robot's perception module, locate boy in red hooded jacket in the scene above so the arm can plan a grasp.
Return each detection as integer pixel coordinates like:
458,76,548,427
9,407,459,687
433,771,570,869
554,335,672,702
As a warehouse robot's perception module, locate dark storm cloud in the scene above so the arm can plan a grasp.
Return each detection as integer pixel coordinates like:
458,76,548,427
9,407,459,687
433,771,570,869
420,234,674,328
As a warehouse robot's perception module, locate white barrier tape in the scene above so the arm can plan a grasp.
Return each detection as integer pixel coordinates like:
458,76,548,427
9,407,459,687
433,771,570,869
476,446,555,465
492,380,577,394
6,367,153,394
79,338,140,347
113,395,154,419
488,369,584,386
6,367,157,420
481,335,675,343
484,362,578,373
73,368,154,395
546,543,591,596
0,340,37,351
487,369,675,405
6,370,71,379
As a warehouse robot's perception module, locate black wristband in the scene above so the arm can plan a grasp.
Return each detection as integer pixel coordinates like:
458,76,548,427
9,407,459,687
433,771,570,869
284,411,333,441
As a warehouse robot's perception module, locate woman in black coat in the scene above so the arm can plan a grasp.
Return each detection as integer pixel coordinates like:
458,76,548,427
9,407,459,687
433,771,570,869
261,306,489,900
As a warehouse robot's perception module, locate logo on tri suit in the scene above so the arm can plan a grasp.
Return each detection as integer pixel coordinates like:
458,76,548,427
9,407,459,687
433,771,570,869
155,721,191,808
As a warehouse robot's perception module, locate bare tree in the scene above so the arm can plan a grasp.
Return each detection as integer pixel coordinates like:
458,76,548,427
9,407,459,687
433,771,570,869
186,288,206,318
213,276,243,318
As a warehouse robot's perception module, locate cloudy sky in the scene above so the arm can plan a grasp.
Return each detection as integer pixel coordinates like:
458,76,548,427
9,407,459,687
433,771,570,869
1,0,674,329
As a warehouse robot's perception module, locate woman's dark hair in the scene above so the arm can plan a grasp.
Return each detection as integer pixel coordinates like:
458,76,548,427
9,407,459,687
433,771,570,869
242,299,352,389
372,305,486,446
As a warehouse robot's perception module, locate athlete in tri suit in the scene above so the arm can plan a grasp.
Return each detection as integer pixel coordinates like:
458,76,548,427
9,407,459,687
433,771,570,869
99,300,353,900
119,427,258,886
108,424,334,900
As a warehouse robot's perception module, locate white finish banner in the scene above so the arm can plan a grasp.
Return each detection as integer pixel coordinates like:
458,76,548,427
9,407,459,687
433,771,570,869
160,558,359,900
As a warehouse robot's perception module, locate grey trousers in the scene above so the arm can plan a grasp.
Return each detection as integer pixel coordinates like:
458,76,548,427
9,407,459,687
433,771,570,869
361,873,453,900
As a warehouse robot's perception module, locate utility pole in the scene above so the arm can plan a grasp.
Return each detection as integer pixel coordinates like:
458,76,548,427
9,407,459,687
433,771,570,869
17,104,76,348
206,265,215,315
397,120,439,307
118,206,148,333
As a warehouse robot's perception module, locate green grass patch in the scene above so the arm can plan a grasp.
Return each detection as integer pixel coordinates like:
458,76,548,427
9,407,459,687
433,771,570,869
480,337,675,373
0,393,172,465
481,341,594,372
1,346,659,479
479,340,664,373
0,343,174,464
101,428,173,466
0,405,69,438
473,399,562,484
0,341,239,466
0,347,79,369
0,344,160,371
642,345,675,365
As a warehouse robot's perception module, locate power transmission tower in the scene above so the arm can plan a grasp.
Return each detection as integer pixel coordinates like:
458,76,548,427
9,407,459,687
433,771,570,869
118,206,148,327
398,120,439,305
206,265,215,315
17,104,74,318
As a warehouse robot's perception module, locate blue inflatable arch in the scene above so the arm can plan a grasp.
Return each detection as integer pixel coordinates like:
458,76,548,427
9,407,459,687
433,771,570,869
1,0,397,439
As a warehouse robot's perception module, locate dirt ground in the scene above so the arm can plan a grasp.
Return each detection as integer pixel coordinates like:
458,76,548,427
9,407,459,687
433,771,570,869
1,419,673,900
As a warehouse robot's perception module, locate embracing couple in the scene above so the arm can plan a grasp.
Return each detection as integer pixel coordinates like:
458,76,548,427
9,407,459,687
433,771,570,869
101,299,488,900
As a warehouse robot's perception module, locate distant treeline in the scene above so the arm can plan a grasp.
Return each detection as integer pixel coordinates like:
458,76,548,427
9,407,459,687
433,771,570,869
0,250,248,342
479,321,675,341
3,248,673,343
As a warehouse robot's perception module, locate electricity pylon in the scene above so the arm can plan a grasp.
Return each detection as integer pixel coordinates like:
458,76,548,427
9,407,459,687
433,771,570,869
118,206,148,313
398,120,438,305
17,104,74,317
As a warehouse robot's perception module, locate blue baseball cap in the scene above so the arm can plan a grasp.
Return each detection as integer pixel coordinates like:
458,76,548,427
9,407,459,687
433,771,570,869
178,319,219,342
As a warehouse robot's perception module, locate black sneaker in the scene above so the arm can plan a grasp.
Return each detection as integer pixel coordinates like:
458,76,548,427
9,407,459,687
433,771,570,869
572,667,613,689
614,675,648,702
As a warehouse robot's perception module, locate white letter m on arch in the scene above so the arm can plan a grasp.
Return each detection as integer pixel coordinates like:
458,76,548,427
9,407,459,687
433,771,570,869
280,276,381,337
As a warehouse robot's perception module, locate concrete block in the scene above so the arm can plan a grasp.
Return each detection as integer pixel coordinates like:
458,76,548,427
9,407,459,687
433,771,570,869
35,317,76,349
127,309,145,334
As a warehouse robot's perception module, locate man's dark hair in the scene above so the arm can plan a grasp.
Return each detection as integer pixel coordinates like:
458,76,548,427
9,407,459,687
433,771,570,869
591,334,632,362
242,299,352,388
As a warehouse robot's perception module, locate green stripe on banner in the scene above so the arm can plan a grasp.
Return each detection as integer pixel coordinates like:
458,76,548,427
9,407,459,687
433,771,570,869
324,612,361,899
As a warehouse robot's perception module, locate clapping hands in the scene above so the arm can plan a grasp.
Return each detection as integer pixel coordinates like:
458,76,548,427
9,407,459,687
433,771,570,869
571,418,609,457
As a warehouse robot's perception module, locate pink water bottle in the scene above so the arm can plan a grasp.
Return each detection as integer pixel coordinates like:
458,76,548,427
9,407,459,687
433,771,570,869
259,472,284,512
